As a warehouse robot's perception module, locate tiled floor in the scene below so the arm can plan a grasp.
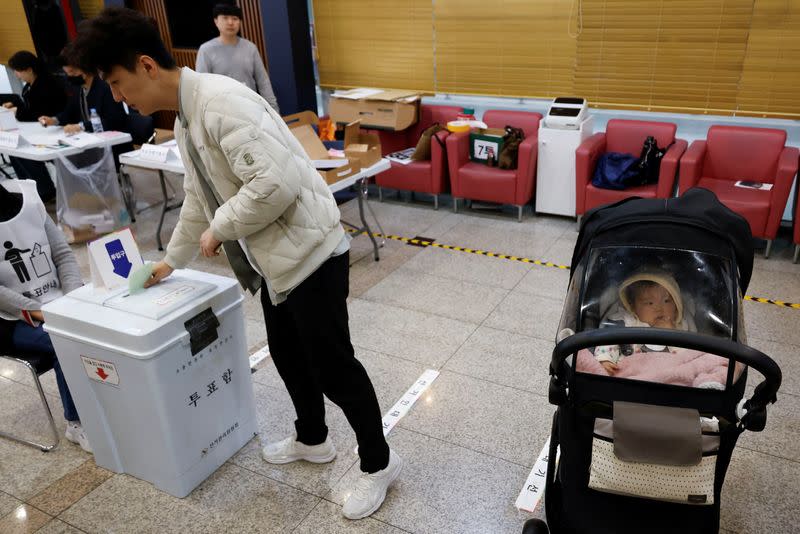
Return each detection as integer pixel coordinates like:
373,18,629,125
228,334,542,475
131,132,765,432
1,177,799,533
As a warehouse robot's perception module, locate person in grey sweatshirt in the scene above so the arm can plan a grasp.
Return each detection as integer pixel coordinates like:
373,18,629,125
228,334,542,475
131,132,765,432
195,3,280,113
0,179,92,453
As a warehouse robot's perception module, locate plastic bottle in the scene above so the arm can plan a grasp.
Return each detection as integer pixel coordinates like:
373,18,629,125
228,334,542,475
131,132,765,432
89,108,104,133
457,107,476,121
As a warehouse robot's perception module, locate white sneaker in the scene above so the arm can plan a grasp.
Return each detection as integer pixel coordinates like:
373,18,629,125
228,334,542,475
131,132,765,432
261,434,336,464
64,422,93,453
342,449,403,520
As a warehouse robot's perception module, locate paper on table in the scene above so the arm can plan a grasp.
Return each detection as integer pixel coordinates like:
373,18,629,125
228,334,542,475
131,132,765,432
386,147,415,165
59,132,101,148
332,88,383,100
734,180,773,191
313,158,348,169
23,133,67,148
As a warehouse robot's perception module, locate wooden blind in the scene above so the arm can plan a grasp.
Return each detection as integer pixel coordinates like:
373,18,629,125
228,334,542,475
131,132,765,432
0,1,35,64
78,0,104,20
574,0,753,114
313,0,434,92
737,0,800,118
433,0,576,98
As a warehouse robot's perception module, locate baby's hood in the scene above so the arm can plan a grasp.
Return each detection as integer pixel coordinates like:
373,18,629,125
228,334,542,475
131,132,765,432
619,269,684,325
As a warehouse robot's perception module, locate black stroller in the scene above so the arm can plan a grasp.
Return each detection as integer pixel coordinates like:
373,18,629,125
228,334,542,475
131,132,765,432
523,188,782,534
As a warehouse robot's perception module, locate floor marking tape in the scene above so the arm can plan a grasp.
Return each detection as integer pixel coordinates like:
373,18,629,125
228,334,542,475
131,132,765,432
248,345,270,369
347,228,800,309
516,437,559,513
355,369,440,454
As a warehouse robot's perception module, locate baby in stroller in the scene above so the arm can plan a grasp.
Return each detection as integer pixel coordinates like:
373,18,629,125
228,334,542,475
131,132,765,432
594,269,691,374
578,267,733,390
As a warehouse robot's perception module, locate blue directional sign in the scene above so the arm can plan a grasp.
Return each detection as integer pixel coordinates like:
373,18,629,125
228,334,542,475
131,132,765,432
105,238,132,278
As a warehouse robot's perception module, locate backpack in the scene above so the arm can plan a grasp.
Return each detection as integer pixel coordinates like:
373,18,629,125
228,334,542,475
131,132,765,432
591,152,642,190
411,123,446,161
592,136,675,190
498,126,525,170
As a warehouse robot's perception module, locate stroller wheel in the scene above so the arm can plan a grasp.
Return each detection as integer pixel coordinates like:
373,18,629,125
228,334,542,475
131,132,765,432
522,518,549,534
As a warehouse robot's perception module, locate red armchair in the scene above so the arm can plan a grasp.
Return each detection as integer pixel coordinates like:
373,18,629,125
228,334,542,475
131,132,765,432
575,119,687,219
679,125,798,258
446,110,542,221
373,104,462,209
794,197,799,263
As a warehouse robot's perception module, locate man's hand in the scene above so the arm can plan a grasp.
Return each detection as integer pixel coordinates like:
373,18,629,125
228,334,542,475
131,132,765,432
600,361,619,375
28,310,44,322
63,123,82,135
143,261,174,288
38,116,57,127
2,102,13,109
200,228,222,258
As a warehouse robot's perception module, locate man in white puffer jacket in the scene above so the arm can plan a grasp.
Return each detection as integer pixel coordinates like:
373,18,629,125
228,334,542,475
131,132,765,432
72,8,401,520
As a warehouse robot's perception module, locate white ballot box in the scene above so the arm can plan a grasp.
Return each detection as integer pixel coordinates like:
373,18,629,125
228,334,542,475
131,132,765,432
42,269,258,498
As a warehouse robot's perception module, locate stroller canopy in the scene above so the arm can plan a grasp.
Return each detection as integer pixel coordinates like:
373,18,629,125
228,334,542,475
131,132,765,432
571,188,754,294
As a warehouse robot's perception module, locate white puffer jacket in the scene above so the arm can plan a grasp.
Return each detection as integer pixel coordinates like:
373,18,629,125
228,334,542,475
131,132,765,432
164,68,344,293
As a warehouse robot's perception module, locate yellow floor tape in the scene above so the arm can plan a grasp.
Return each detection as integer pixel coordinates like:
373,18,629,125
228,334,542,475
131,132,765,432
349,228,800,310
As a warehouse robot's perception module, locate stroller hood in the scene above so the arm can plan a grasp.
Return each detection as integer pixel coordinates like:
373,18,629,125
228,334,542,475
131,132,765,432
572,188,754,293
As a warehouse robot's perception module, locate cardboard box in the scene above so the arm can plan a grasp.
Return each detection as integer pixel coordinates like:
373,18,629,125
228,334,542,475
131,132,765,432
282,110,318,129
469,128,506,164
289,123,348,169
318,161,359,186
343,121,381,169
329,88,420,131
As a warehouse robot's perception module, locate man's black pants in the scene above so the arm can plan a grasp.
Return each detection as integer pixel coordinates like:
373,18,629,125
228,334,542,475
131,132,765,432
261,251,390,473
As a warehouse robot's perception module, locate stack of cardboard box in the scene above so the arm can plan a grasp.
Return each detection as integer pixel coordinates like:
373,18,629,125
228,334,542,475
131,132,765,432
328,88,420,131
285,112,382,185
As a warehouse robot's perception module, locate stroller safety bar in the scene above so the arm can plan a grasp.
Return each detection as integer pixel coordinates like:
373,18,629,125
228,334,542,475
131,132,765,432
549,328,781,431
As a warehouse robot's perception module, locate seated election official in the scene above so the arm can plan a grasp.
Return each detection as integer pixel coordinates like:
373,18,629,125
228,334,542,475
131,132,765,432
0,179,92,452
2,51,67,202
38,46,133,165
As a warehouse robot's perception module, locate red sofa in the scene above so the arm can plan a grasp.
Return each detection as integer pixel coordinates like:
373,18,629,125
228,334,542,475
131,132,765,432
373,104,462,209
575,119,687,218
794,197,799,263
445,110,542,221
679,125,798,257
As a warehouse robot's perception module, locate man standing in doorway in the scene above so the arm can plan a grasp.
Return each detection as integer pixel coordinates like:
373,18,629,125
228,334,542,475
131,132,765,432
72,8,401,520
195,3,280,114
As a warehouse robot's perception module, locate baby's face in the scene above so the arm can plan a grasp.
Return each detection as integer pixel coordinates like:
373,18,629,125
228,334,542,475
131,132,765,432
633,285,677,328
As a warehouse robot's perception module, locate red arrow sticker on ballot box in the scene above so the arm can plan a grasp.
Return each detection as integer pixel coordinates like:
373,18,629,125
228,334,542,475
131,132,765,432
81,355,120,387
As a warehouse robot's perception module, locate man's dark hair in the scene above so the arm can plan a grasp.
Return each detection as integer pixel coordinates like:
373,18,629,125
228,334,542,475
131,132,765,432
71,7,176,75
8,51,45,76
55,42,95,73
213,3,243,19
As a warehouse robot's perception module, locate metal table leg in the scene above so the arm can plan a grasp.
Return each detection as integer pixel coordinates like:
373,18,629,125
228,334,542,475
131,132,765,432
357,178,380,261
156,169,183,251
340,177,384,261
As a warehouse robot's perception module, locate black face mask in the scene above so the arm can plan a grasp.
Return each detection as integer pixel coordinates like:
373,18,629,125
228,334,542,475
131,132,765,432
67,75,85,86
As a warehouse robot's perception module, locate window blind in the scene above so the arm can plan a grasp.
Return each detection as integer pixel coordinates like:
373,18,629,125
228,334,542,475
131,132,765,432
573,0,753,114
737,0,800,118
313,0,435,92
433,0,577,98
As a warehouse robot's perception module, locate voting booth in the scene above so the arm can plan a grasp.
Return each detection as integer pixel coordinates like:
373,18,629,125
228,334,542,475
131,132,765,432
42,230,257,498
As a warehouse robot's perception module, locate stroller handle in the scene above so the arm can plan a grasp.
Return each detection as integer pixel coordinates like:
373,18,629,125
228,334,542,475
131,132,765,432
550,328,781,429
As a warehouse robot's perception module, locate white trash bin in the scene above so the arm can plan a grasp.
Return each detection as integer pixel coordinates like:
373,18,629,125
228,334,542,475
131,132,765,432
42,269,258,497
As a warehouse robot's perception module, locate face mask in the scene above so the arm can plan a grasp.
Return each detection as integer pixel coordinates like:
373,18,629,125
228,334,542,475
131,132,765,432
67,75,85,86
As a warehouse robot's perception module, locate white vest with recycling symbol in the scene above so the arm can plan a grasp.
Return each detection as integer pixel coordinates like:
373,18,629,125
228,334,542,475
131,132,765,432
0,179,63,321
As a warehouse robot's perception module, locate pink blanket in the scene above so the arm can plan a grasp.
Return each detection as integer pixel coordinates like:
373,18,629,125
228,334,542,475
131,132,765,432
576,348,732,388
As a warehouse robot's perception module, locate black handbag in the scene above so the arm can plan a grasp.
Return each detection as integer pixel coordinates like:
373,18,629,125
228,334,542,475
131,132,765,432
637,136,674,186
